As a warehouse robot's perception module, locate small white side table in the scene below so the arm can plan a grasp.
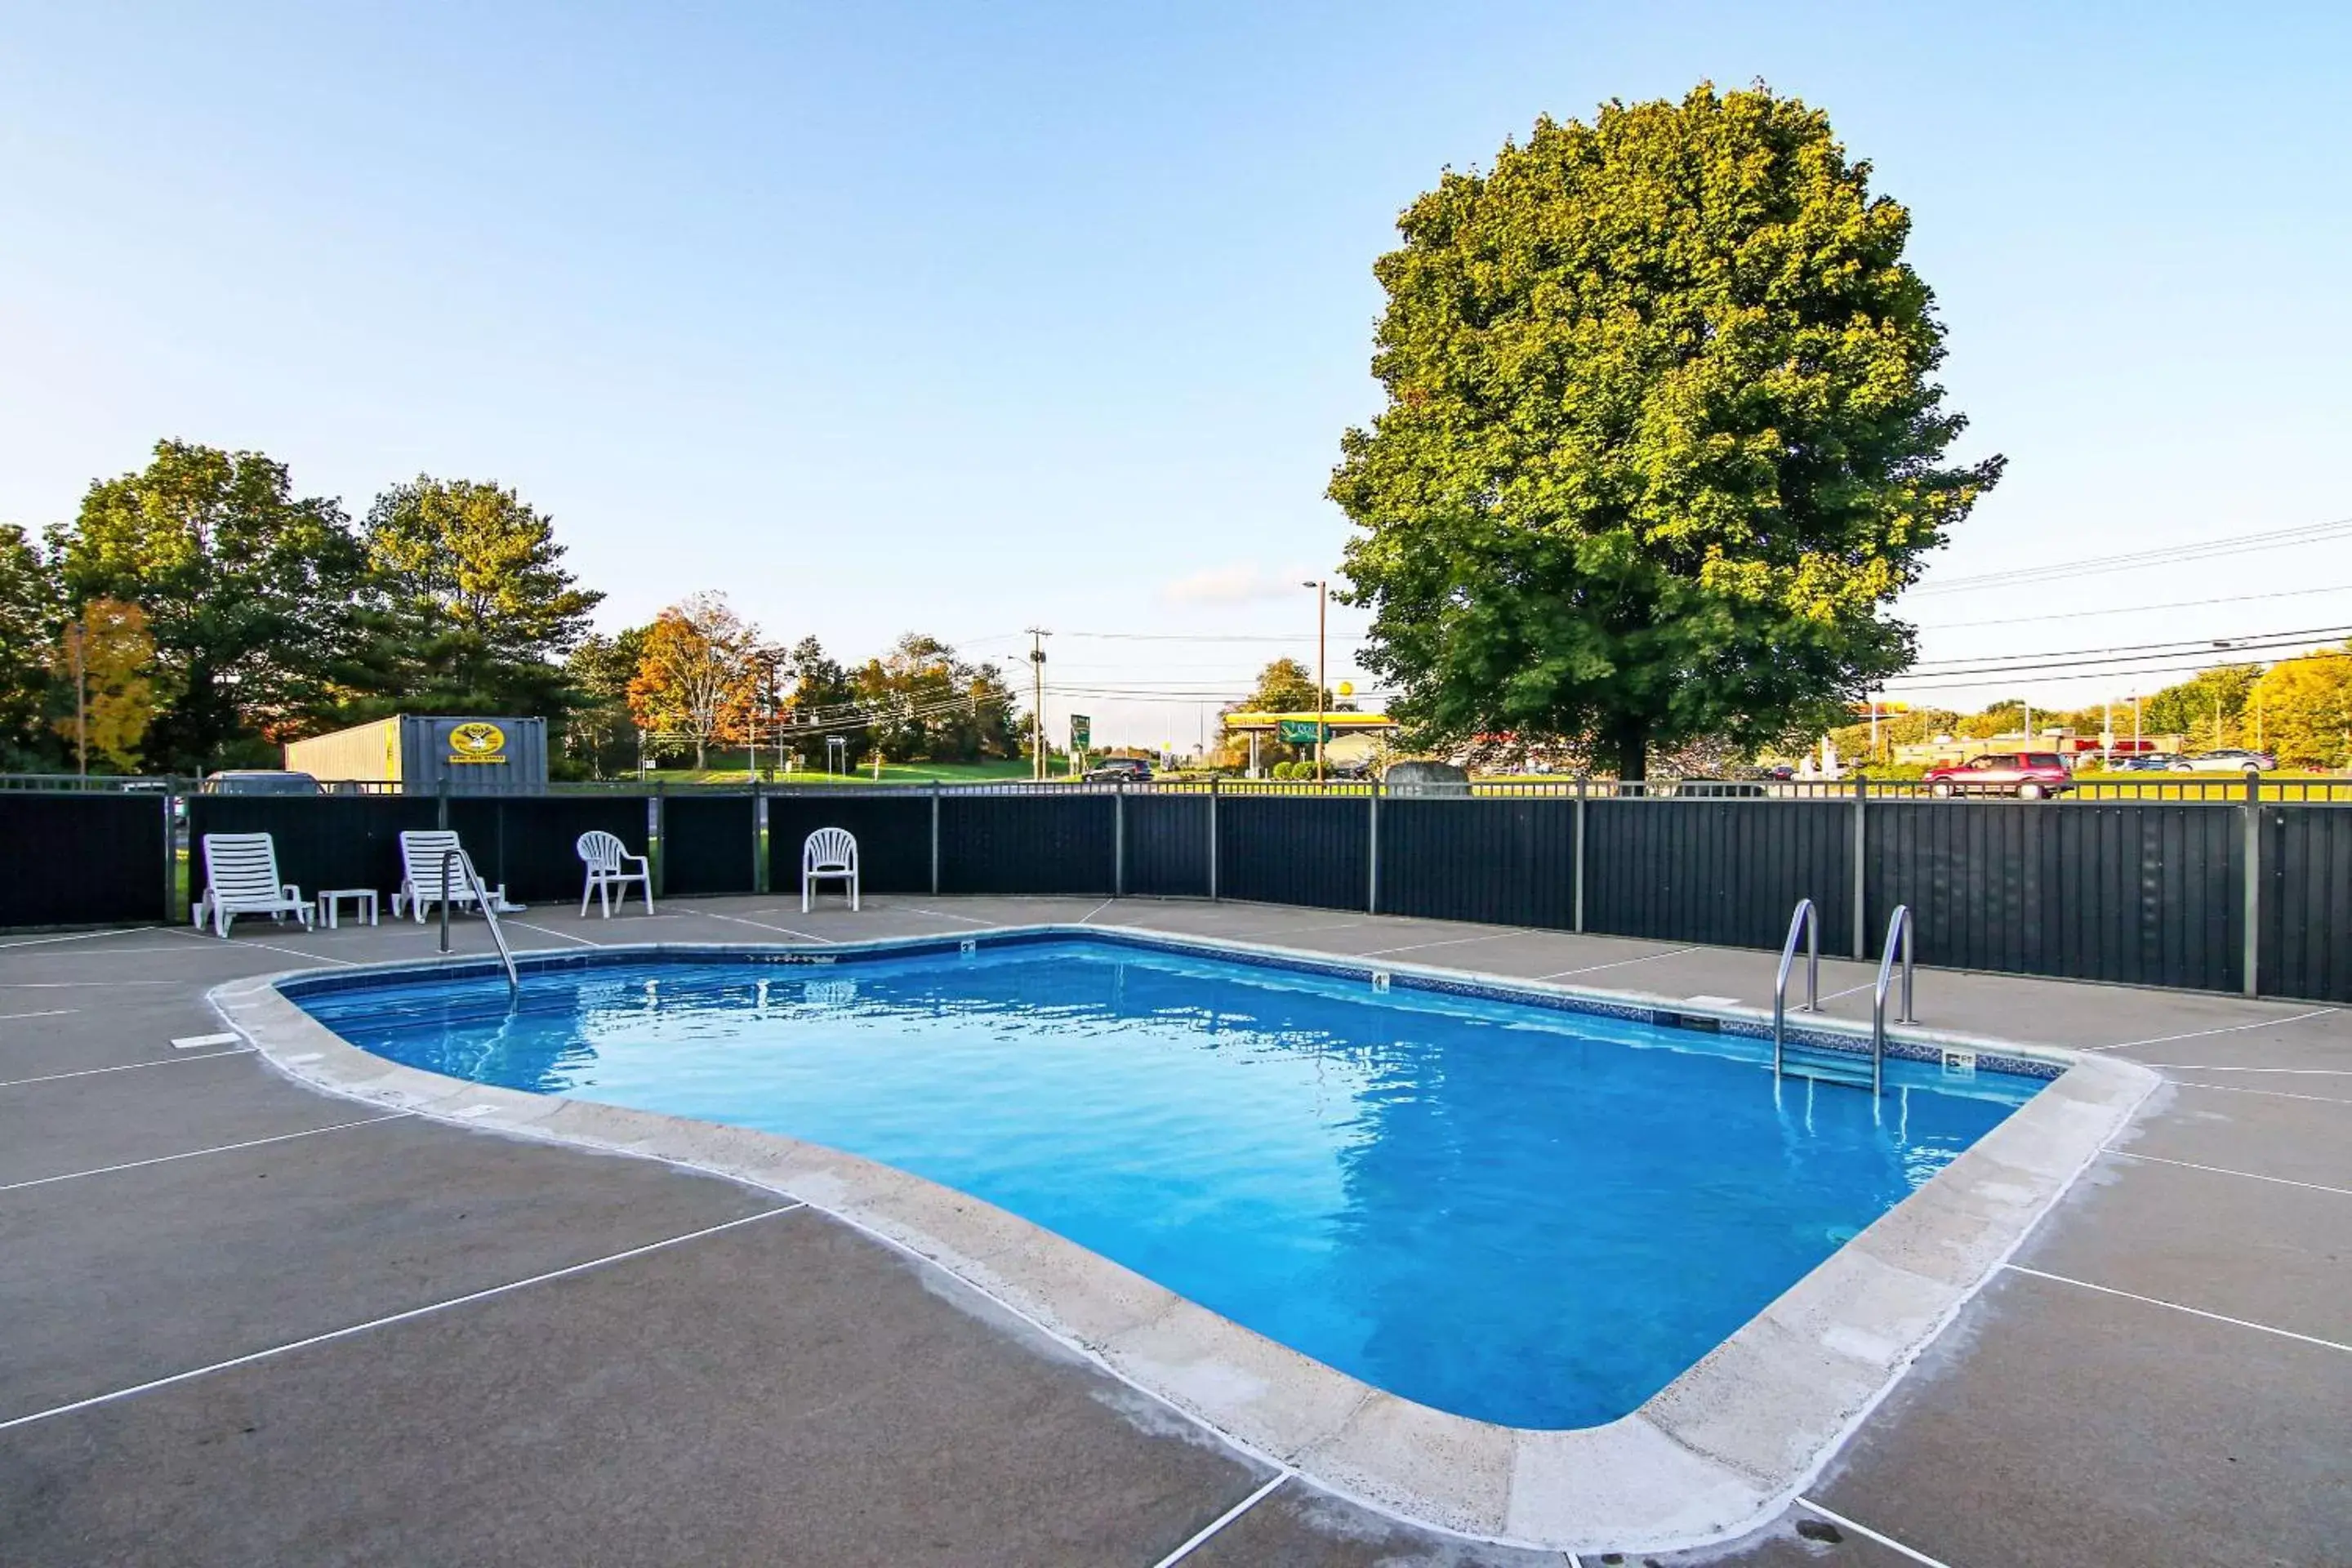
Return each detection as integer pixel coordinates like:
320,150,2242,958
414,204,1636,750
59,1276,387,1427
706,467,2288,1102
319,889,380,930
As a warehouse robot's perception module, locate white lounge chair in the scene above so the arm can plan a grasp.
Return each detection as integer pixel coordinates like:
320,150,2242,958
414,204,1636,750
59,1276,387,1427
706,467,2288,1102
577,830,653,917
394,829,511,921
801,826,860,912
195,832,313,938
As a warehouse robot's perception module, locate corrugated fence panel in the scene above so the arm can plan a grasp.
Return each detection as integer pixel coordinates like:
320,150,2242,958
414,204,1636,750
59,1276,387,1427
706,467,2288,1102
189,795,438,910
765,794,933,895
1377,799,1577,929
1125,794,1210,898
1,793,168,926
1218,795,1369,911
448,796,651,904
941,795,1115,896
2262,805,2352,1002
1865,801,2239,991
1584,800,1853,952
661,794,757,897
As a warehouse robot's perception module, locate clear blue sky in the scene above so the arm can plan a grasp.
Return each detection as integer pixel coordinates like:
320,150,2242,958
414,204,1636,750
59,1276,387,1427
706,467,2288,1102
3,2,2347,746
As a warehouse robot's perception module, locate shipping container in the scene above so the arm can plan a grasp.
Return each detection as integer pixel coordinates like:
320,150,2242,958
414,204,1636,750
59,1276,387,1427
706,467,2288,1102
284,715,548,794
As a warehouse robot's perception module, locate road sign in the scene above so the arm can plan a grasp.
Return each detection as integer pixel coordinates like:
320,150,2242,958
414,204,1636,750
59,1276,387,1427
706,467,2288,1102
1070,714,1091,750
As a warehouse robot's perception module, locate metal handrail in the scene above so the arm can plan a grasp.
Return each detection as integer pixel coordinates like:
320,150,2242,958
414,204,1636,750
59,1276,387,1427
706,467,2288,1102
438,848,518,995
1871,904,1916,1096
1771,898,1820,1077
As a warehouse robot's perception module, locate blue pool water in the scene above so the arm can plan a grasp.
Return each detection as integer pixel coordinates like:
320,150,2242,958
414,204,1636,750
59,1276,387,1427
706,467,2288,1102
296,937,2039,1428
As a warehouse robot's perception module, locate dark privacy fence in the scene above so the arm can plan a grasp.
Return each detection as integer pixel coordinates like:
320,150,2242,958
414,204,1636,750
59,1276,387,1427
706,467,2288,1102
7,780,2347,1004
0,792,168,928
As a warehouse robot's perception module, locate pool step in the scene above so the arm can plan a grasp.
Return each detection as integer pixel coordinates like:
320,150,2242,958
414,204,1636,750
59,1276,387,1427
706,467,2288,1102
1777,1041,1879,1090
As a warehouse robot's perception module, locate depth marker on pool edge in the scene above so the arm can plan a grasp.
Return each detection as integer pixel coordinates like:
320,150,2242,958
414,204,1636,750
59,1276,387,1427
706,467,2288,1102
172,1032,242,1049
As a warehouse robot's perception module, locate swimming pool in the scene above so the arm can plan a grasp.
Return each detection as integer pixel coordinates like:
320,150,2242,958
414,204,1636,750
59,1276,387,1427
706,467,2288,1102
292,934,2043,1430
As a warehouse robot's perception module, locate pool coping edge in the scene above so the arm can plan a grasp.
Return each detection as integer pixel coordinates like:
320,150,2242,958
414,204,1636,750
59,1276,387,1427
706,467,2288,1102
208,924,2158,1556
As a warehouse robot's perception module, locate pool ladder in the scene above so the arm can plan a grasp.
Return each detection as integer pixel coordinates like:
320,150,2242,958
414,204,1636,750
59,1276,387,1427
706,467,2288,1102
1774,900,1913,1094
437,848,519,996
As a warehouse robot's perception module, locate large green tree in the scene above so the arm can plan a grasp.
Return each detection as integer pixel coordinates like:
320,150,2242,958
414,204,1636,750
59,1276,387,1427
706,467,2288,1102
355,476,603,717
560,626,648,777
53,441,363,772
1332,84,2002,778
2143,663,2260,750
851,634,1021,762
0,524,64,769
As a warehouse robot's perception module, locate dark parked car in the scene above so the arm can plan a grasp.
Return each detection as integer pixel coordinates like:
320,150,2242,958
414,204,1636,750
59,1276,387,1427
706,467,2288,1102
2103,754,2173,773
200,770,320,795
1083,757,1152,782
1922,753,2072,800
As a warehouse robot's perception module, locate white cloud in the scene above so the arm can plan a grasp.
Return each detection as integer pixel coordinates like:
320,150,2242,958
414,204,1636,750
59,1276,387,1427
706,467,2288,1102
1161,562,1317,606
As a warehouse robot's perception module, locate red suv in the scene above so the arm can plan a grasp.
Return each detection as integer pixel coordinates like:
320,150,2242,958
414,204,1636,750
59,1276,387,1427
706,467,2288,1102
1923,752,2072,800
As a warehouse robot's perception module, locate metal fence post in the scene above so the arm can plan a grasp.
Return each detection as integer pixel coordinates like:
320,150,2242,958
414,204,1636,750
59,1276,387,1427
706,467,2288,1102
1573,774,1587,933
1367,775,1381,915
1113,778,1126,897
161,782,179,923
1207,774,1219,901
929,782,942,897
436,776,449,831
652,780,666,900
751,780,766,895
2243,767,2261,996
1852,774,1869,960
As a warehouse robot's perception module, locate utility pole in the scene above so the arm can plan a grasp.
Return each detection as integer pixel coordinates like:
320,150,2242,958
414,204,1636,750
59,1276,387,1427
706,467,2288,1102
1026,628,1049,782
1301,580,1327,783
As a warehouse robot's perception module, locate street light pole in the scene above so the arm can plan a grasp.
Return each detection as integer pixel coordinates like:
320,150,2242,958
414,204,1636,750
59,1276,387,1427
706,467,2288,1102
1300,580,1327,784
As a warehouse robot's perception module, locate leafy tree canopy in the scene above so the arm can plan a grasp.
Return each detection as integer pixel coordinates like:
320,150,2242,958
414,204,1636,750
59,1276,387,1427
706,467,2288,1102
355,476,603,717
851,633,1021,763
0,524,63,769
560,626,648,777
1333,82,2002,778
52,440,362,772
2143,663,2260,749
2250,646,2352,768
627,592,765,768
51,598,158,772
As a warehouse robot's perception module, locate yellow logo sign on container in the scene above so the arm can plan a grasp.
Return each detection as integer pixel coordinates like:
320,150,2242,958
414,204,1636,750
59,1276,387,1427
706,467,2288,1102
448,722,507,764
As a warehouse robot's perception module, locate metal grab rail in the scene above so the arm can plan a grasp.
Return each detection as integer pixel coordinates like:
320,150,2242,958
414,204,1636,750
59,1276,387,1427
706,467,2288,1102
1771,898,1820,1078
1871,904,1916,1096
438,848,519,995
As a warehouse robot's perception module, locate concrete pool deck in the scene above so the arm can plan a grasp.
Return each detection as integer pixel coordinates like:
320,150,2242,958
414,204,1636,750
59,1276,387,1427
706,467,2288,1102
2,894,2345,1566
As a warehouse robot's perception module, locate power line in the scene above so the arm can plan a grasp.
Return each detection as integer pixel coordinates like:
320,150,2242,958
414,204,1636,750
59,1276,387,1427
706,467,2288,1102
1913,516,2352,596
1912,581,2352,632
1908,623,2352,675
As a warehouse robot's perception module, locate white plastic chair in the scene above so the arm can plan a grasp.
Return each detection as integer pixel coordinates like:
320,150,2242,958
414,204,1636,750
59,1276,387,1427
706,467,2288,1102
394,829,510,921
801,826,860,912
577,830,653,917
195,833,312,938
